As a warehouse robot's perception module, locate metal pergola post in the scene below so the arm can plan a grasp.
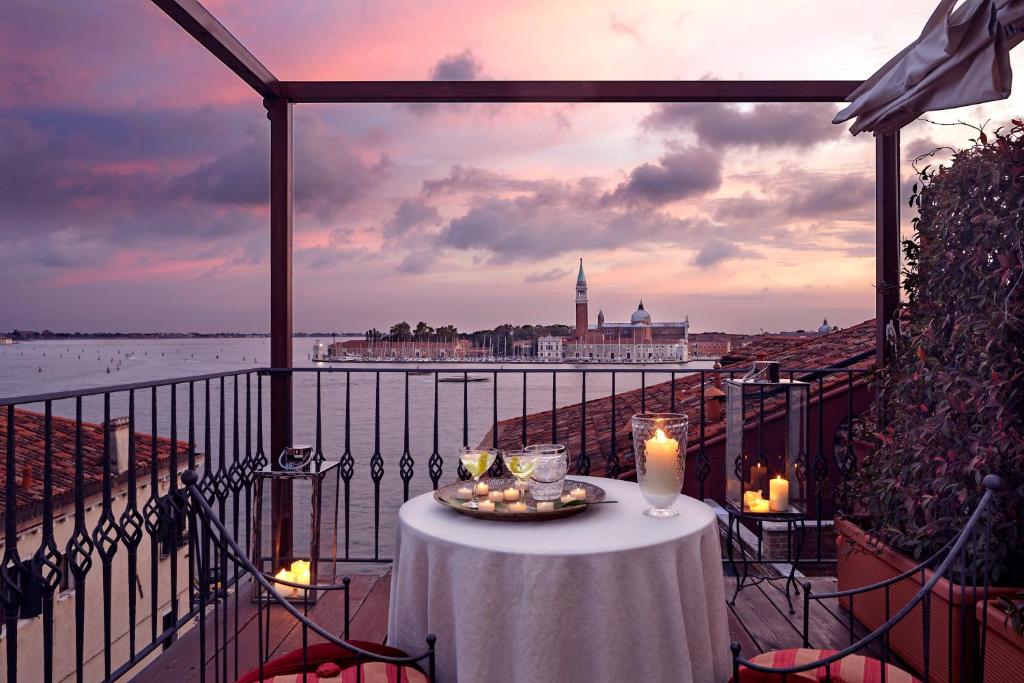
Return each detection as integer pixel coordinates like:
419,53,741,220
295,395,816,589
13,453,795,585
152,0,899,564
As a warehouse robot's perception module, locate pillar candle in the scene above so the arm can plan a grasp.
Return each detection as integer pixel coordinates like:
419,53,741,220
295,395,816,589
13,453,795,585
508,501,528,512
475,482,489,496
750,462,768,493
478,500,495,512
769,475,789,512
455,486,473,500
643,428,681,495
743,490,762,510
487,491,504,503
502,487,520,502
749,498,770,513
536,501,554,512
560,494,576,504
570,487,586,501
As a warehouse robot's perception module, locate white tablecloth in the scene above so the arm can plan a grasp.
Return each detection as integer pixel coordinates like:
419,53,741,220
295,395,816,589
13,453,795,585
387,476,731,683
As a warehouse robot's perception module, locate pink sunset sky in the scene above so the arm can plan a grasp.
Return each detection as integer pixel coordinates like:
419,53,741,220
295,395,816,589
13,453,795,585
2,0,1023,334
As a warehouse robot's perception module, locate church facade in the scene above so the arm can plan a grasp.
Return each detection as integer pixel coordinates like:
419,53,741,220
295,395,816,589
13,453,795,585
559,260,690,362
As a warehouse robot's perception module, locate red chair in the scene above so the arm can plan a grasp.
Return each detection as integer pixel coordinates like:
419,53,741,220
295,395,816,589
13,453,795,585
182,470,435,683
731,475,1001,682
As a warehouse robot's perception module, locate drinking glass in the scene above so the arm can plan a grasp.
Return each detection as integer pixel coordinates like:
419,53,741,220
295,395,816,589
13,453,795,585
631,413,688,517
504,450,539,499
524,444,568,501
458,447,496,509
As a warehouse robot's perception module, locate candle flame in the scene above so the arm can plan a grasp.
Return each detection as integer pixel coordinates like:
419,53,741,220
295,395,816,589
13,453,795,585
774,474,785,481
654,428,668,441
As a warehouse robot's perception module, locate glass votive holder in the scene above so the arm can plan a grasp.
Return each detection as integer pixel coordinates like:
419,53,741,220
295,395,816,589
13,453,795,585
631,413,688,517
524,443,569,501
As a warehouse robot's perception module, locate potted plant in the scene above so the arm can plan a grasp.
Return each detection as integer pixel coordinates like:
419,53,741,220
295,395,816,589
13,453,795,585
976,592,1024,682
837,122,1024,682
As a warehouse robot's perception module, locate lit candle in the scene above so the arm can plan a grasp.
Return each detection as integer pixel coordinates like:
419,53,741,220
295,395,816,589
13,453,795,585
274,568,296,597
475,481,489,496
643,428,681,495
749,498,770,513
570,487,586,501
478,499,496,512
751,462,767,493
455,486,473,500
508,501,528,512
560,494,576,504
743,490,762,510
502,487,520,502
769,475,789,512
290,559,311,588
488,491,504,503
536,501,554,512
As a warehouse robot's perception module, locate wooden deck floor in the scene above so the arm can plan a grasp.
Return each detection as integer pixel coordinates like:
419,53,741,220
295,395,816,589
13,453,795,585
140,567,880,681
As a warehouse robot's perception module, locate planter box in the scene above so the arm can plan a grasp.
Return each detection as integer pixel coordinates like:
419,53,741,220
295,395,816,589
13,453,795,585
977,600,1024,683
835,518,1018,683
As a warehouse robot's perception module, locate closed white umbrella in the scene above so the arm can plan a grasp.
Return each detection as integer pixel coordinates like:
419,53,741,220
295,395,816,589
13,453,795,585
835,0,1024,135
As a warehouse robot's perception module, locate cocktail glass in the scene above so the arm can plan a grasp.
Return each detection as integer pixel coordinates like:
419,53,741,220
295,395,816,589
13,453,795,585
458,447,497,509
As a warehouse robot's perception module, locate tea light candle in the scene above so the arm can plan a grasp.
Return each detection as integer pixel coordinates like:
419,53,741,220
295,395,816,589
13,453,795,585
508,501,528,512
536,501,554,512
570,487,586,501
769,475,789,512
487,491,504,503
749,497,770,513
455,486,473,500
478,500,496,512
475,481,489,496
560,494,576,504
643,428,681,495
502,487,520,502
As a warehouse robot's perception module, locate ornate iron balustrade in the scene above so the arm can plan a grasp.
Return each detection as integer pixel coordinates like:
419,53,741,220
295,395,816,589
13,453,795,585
0,362,869,681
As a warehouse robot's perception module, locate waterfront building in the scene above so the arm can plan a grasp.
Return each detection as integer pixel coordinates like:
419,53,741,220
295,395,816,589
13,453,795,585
537,335,565,360
0,336,13,345
328,339,472,360
565,259,690,362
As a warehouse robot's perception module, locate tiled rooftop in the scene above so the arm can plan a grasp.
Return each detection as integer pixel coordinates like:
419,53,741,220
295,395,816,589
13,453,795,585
0,408,190,525
487,319,877,479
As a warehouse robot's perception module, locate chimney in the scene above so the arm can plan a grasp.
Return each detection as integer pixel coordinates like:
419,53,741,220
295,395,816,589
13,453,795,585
20,464,35,490
705,385,726,423
105,416,130,474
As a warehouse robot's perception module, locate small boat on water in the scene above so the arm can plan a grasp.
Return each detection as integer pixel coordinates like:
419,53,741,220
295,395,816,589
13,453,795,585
437,375,489,383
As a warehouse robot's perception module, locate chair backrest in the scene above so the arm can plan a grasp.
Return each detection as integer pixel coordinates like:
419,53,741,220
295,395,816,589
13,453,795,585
181,469,436,681
733,474,1002,682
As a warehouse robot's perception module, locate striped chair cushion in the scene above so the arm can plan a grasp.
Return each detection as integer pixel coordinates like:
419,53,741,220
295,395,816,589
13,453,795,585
237,641,429,683
733,648,920,683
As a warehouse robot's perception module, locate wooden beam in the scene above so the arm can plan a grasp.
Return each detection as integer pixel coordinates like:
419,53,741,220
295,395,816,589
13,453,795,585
267,98,293,566
277,80,861,104
875,132,901,367
150,0,279,98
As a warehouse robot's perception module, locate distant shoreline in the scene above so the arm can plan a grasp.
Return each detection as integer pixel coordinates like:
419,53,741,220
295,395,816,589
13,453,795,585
2,332,361,340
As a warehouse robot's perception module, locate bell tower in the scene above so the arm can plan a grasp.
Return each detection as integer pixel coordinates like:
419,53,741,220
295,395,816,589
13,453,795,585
575,258,588,338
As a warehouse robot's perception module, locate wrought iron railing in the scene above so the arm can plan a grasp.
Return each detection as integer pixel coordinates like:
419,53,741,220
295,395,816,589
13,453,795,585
0,361,870,681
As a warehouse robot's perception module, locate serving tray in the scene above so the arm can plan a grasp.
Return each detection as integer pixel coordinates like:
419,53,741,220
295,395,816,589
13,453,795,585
433,477,606,522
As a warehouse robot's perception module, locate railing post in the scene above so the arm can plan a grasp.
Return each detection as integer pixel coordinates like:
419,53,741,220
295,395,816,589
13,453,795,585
267,96,294,568
875,131,900,368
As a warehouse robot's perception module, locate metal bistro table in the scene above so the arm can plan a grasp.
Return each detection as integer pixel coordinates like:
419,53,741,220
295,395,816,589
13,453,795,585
251,459,341,603
723,503,806,614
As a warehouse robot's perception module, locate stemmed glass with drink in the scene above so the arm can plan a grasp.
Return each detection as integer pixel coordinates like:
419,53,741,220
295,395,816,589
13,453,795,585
458,447,496,509
504,450,539,502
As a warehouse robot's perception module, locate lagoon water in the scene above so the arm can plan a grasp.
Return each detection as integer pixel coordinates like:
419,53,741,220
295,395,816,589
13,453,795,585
0,338,712,562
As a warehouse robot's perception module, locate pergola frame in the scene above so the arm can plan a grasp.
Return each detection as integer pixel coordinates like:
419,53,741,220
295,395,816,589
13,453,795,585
152,0,901,562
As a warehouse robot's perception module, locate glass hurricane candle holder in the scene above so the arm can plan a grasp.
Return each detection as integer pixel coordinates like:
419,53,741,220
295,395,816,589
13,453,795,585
631,413,688,517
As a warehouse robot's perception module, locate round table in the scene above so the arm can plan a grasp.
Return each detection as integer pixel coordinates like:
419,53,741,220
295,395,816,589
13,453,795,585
387,477,732,683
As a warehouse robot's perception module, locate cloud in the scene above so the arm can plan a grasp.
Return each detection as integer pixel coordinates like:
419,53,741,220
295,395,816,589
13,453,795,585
609,15,643,43
421,165,555,197
430,49,482,80
524,267,572,283
383,198,443,238
691,237,759,268
605,145,722,207
642,102,842,149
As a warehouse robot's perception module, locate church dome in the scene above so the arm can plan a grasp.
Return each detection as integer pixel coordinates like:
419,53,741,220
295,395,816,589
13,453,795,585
818,318,831,334
631,301,652,325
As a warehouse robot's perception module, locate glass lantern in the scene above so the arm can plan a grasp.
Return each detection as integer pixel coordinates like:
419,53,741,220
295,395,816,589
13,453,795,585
724,375,809,515
631,413,688,517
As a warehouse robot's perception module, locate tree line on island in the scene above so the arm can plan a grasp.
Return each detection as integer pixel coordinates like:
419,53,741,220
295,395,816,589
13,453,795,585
365,322,573,348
